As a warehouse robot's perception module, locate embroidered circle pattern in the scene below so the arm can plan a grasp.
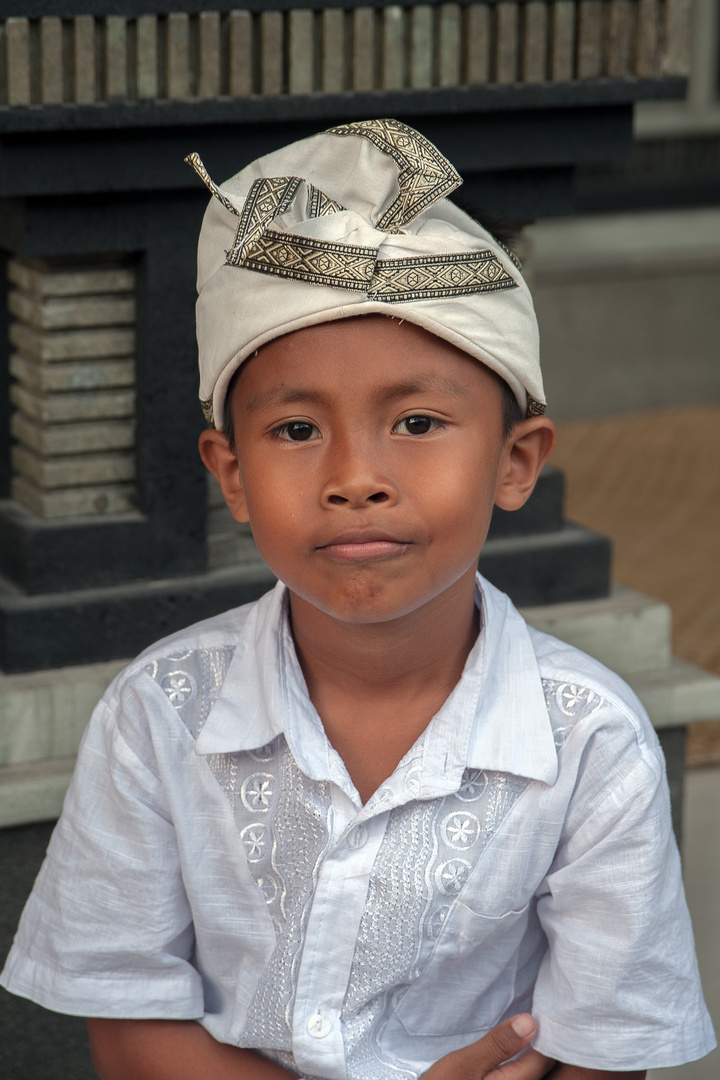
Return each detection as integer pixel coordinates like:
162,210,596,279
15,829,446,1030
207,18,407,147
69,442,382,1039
456,768,487,802
441,811,480,850
160,670,198,709
240,823,269,862
426,905,450,940
556,683,593,717
253,874,278,904
435,858,472,895
241,773,275,813
248,742,276,762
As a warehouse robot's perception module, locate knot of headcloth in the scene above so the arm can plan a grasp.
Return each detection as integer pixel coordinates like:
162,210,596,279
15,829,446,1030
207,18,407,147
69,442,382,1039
187,118,546,429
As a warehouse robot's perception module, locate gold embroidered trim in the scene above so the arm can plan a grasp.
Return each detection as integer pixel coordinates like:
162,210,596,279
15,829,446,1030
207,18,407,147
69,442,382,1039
307,184,345,219
228,176,303,264
526,394,547,417
241,230,377,291
236,230,518,302
497,239,523,274
185,153,240,219
201,397,215,425
327,118,462,231
368,251,516,303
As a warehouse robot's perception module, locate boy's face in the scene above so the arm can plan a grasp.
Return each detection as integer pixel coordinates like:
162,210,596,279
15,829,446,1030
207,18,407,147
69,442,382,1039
202,316,553,627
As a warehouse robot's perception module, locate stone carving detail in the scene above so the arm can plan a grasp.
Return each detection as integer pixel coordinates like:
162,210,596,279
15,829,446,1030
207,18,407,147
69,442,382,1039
0,3,683,110
8,256,137,519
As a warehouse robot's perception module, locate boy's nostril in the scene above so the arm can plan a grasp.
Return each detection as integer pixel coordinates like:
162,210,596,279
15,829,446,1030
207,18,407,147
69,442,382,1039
369,492,389,503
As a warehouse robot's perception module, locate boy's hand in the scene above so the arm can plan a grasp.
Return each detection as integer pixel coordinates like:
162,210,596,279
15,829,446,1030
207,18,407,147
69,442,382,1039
421,1014,555,1080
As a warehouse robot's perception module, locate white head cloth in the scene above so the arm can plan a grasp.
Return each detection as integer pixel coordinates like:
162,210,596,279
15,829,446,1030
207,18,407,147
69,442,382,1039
188,118,546,429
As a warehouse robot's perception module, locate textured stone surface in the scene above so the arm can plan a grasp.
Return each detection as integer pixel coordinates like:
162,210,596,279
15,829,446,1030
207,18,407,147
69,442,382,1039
11,384,135,424
8,260,135,298
11,414,135,456
10,354,135,393
9,323,135,362
9,290,135,331
12,447,136,489
12,477,136,519
0,659,124,769
521,586,672,675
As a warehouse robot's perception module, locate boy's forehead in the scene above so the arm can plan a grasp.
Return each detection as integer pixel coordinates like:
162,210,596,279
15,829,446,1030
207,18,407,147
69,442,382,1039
189,118,545,429
235,315,500,410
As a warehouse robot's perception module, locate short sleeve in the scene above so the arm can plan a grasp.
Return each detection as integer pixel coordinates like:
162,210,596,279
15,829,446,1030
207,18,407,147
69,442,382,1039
532,708,715,1070
0,681,205,1019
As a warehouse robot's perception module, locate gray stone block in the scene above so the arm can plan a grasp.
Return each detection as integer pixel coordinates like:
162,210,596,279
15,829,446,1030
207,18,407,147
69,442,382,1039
11,384,135,424
521,586,673,675
9,289,136,331
12,477,136,519
10,354,135,393
8,259,135,298
12,446,136,489
11,413,135,456
9,322,135,362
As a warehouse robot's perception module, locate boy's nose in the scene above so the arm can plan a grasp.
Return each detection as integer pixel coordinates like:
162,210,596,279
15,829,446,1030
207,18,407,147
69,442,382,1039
320,444,397,508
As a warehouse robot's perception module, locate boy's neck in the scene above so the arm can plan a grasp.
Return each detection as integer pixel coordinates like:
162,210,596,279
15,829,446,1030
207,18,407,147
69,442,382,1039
288,567,480,803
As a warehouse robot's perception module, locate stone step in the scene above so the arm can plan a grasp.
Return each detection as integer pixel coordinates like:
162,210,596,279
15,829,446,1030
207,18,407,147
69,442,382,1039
521,585,672,676
0,757,78,827
0,658,125,769
627,659,720,730
479,522,611,606
10,353,135,393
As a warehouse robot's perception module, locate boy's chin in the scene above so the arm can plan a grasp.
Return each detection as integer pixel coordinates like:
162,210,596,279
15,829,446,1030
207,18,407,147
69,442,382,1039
285,567,479,629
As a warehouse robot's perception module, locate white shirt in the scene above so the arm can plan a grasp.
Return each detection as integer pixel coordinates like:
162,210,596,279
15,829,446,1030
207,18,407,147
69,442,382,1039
1,576,714,1078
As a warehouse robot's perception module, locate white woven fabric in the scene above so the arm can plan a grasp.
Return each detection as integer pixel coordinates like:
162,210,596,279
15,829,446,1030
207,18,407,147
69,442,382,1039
189,119,545,429
1,578,714,1076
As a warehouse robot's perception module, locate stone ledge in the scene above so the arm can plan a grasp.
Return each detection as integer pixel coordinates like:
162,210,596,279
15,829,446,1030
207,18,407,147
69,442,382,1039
521,585,672,676
627,659,720,729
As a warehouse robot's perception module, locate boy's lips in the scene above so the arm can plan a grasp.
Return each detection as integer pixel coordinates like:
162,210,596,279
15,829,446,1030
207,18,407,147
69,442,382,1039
317,530,412,562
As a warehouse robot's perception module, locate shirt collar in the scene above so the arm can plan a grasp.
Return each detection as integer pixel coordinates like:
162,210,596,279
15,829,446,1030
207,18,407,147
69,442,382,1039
195,576,558,788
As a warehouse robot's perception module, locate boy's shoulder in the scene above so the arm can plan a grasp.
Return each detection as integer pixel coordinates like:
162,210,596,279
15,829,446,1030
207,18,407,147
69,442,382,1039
526,620,664,773
103,581,282,704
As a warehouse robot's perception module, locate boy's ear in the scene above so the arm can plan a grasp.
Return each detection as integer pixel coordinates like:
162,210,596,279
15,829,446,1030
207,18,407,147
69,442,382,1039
494,417,557,512
198,429,250,523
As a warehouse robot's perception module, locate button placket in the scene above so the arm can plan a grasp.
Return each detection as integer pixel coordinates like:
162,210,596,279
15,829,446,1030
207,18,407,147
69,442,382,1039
291,812,388,1077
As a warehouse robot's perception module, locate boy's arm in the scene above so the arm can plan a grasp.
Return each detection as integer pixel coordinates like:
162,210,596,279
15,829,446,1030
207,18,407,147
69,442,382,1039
546,1066,645,1080
87,1019,301,1080
88,1013,549,1080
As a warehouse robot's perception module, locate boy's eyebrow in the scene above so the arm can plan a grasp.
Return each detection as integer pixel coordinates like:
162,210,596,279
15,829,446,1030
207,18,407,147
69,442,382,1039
245,373,469,413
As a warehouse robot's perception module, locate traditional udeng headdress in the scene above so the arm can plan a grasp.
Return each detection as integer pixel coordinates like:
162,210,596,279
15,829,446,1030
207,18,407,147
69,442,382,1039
188,118,546,429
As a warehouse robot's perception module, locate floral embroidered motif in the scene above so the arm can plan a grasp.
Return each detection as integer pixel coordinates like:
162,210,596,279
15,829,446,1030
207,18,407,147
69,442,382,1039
159,671,197,709
241,822,269,861
435,857,472,895
441,811,481,850
456,768,487,802
241,773,275,812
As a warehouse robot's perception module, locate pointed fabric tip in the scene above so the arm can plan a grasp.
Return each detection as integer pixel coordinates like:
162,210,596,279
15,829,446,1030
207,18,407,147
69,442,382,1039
185,153,241,219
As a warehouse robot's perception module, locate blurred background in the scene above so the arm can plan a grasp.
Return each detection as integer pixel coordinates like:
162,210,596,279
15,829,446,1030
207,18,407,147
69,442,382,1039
0,1,717,1076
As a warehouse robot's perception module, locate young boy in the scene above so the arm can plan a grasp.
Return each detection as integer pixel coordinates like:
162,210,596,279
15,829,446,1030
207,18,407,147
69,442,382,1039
1,119,714,1080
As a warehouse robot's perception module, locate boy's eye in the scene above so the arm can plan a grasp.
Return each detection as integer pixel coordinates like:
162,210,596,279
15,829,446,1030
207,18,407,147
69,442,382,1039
273,421,320,442
393,415,440,436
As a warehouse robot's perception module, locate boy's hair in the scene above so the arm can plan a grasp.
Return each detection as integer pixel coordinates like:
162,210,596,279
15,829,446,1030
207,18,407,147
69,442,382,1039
222,354,524,454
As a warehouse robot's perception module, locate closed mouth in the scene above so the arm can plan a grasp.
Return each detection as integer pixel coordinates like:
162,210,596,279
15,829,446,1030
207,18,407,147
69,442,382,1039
317,531,412,561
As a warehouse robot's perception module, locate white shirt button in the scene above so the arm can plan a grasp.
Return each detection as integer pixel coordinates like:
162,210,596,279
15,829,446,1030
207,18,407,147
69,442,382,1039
307,1012,332,1038
347,824,368,849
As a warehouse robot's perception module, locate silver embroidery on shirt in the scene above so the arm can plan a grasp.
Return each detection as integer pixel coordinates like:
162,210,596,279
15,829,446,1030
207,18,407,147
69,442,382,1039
145,652,604,1079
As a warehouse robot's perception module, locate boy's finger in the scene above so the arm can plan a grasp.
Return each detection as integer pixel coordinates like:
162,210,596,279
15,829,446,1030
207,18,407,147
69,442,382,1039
421,1014,537,1079
486,1047,557,1080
